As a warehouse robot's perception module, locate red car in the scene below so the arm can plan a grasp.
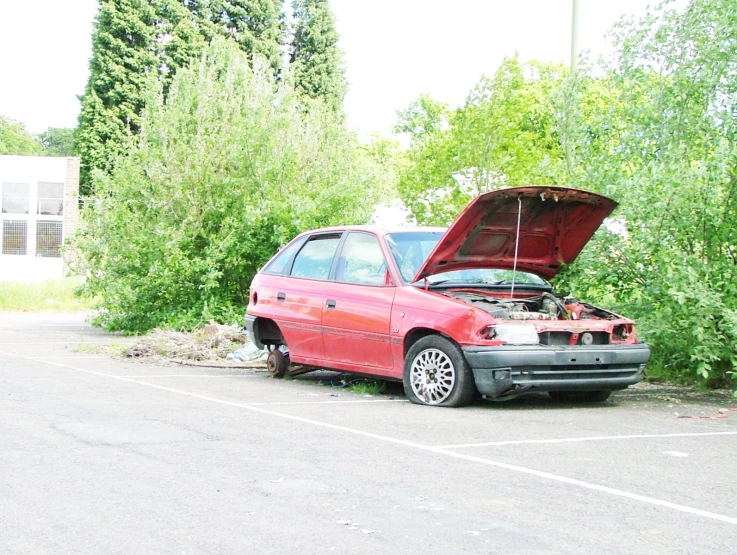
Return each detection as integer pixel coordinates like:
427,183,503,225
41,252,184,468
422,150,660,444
245,186,650,407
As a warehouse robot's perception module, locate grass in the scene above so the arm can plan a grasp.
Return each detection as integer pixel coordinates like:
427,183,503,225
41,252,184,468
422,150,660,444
346,379,385,396
0,277,96,312
75,342,130,356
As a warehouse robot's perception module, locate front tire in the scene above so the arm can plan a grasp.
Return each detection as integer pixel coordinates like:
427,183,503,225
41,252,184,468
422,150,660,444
403,335,476,407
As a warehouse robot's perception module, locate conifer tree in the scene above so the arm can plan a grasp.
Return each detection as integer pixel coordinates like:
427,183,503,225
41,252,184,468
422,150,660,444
290,0,346,113
154,0,209,94
77,0,284,195
76,0,158,195
182,0,284,73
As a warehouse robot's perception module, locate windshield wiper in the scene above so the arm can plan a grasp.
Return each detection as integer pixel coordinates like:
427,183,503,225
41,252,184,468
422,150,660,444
490,280,549,288
425,279,452,286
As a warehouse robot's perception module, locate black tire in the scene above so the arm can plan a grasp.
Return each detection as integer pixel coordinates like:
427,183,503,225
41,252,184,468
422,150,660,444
403,335,476,407
267,349,289,378
549,390,612,403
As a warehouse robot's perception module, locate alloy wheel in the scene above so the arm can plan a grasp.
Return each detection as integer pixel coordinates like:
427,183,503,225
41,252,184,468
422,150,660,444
409,348,456,405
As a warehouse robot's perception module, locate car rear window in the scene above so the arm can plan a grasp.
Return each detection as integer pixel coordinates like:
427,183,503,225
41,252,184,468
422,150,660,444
263,237,306,275
290,234,341,280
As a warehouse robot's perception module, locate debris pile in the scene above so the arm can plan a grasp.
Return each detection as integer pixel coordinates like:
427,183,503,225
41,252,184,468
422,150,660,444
125,321,253,363
226,343,265,362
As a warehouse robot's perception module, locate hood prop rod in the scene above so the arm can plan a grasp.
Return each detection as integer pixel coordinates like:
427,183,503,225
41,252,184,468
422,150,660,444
509,194,523,300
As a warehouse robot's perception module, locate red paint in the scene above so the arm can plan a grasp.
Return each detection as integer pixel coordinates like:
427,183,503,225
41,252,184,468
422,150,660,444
414,186,617,281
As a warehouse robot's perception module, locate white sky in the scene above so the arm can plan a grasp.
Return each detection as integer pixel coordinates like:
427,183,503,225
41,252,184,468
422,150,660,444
0,0,662,136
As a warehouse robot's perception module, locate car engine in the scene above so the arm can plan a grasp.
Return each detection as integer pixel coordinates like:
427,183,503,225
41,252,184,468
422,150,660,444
444,291,616,321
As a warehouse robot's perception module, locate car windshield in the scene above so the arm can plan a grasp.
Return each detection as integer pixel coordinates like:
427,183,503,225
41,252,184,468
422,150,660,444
385,231,549,287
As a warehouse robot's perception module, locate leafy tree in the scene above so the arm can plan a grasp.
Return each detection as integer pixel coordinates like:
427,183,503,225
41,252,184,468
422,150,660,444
76,0,158,195
290,0,346,112
396,58,568,225
394,94,450,138
75,41,388,333
0,115,44,155
553,0,737,389
393,0,737,391
39,127,77,156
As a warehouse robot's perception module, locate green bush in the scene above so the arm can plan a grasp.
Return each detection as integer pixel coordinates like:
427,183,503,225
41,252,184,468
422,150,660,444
554,0,737,389
75,41,389,333
395,0,737,392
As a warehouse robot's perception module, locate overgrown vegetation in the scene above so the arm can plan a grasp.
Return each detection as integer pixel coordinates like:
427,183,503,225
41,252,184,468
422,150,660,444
76,0,346,195
396,0,737,391
68,0,736,394
558,0,737,390
75,40,391,333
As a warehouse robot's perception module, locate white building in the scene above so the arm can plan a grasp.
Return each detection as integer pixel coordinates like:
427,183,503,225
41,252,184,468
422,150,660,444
0,155,80,282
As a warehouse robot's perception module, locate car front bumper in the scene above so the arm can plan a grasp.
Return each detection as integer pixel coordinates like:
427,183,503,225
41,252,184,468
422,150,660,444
462,343,650,398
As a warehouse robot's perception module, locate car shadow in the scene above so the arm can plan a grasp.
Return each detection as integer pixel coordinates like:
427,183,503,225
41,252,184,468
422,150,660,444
293,371,619,410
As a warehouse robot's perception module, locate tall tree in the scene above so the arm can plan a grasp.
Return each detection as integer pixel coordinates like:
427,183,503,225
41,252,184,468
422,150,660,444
181,0,284,73
76,0,158,195
77,0,285,195
290,0,346,112
154,0,209,93
0,116,44,155
396,58,568,225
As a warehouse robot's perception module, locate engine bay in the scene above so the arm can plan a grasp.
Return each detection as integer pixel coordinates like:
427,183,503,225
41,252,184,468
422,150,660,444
444,290,616,321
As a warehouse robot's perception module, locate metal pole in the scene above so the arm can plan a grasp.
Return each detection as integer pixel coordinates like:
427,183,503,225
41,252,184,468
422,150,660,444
570,0,580,73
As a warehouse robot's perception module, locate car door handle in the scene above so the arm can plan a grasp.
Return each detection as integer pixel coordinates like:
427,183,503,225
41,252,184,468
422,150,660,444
325,299,336,309
277,292,286,302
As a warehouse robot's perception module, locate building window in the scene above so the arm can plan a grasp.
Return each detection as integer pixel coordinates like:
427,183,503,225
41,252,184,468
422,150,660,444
2,220,27,255
37,182,64,216
36,220,63,258
2,182,30,214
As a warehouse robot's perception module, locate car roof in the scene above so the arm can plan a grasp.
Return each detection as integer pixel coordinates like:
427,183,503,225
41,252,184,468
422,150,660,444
297,225,447,237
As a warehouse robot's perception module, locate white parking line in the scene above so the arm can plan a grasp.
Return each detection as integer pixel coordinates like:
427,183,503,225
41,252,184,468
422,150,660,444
41,356,110,360
121,374,261,378
3,349,736,527
0,324,90,328
436,431,737,449
246,399,408,406
0,341,130,345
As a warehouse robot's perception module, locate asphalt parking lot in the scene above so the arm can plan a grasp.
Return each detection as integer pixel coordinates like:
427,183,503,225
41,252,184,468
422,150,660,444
1,313,736,554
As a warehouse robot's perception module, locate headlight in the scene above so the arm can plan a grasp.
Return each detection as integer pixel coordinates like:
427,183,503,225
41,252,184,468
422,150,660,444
483,324,539,345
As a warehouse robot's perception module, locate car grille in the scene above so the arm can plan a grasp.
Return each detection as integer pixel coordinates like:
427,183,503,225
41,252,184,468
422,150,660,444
512,365,641,382
538,331,610,345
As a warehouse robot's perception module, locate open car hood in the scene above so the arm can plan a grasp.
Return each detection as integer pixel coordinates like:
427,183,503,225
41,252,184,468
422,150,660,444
413,186,618,282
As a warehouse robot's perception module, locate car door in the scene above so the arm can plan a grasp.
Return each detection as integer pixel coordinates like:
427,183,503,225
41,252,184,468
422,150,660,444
276,232,342,363
321,232,396,370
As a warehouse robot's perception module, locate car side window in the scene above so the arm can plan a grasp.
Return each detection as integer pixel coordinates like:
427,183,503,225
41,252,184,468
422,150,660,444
290,234,341,280
262,237,306,275
337,233,389,286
